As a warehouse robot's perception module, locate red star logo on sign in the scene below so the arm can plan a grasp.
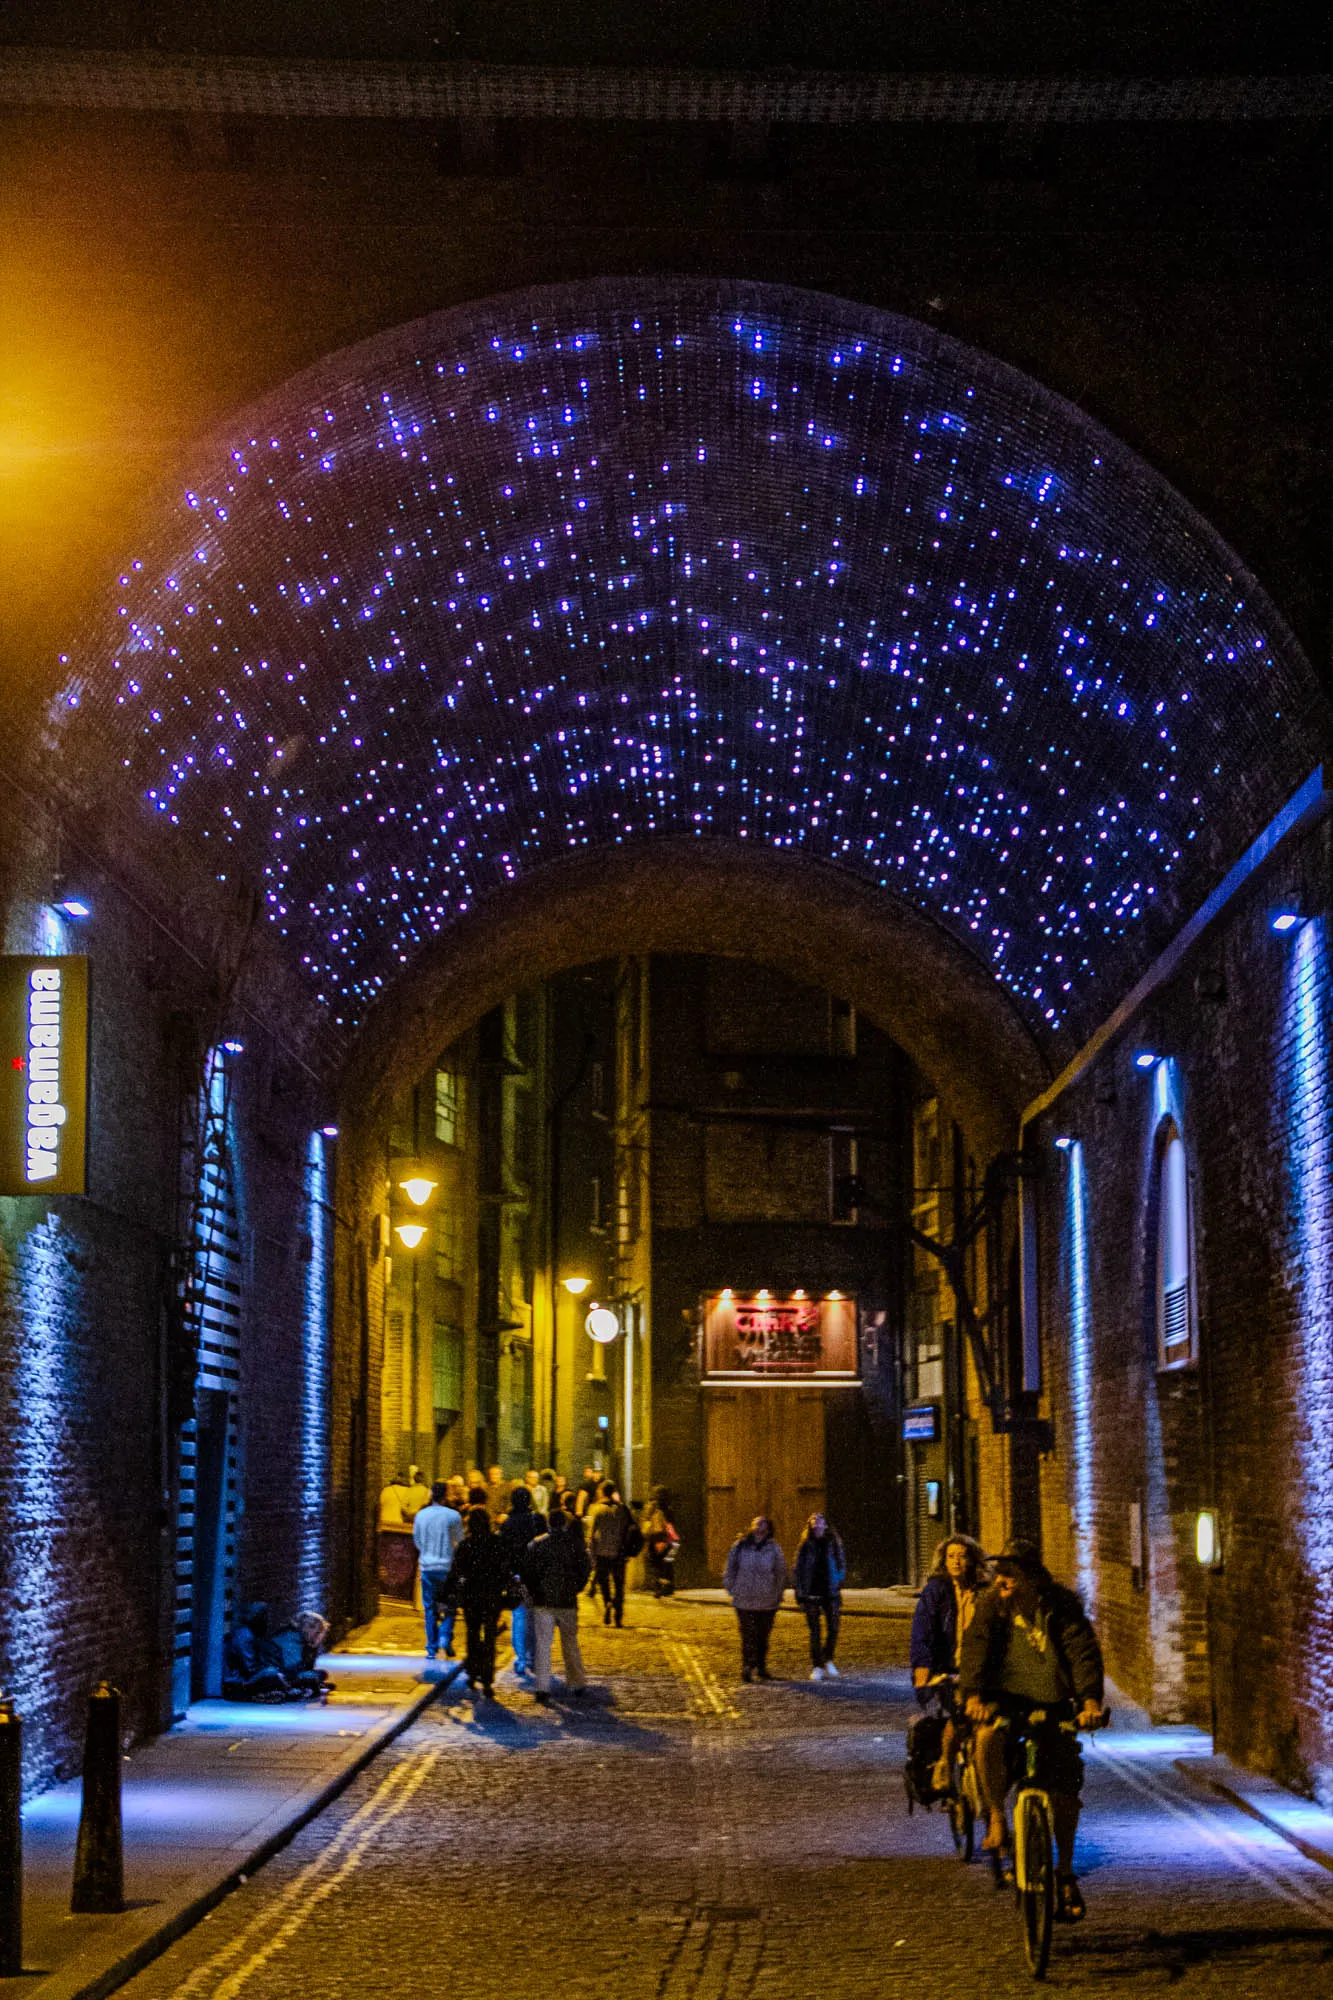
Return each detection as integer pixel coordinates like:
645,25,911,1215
10,1057,24,1071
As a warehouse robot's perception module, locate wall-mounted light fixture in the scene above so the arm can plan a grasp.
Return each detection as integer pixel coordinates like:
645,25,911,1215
586,1304,620,1344
1134,1050,1157,1071
1054,1135,1074,1151
321,1124,339,1138
398,1174,437,1207
1272,911,1302,934
562,1274,592,1297
55,898,92,919
395,1221,427,1250
221,1039,245,1055
1195,1508,1222,1569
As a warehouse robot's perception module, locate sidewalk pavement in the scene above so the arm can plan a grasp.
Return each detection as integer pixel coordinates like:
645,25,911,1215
4,1614,456,2000
674,1585,918,1616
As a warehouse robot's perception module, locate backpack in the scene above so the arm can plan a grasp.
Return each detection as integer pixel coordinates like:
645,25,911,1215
903,1706,948,1812
623,1514,645,1559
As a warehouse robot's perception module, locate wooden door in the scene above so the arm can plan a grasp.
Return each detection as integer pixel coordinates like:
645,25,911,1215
704,1389,827,1579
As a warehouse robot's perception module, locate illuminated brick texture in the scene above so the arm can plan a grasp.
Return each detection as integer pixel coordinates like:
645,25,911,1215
63,279,1319,1052
1034,813,1333,1803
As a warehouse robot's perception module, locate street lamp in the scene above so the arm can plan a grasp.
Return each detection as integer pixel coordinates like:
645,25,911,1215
398,1174,438,1207
562,1274,592,1297
395,1221,427,1250
585,1304,620,1344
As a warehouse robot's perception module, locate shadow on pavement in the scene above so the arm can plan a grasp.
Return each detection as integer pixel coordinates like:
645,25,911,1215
1065,1925,1333,1977
435,1685,674,1753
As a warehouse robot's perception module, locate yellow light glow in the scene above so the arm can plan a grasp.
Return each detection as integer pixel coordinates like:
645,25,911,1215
395,1221,427,1250
586,1305,620,1344
399,1175,437,1206
562,1275,592,1296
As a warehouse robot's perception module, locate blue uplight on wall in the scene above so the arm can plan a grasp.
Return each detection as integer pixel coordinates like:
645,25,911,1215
1065,1140,1096,1610
60,278,1320,1049
300,1130,332,1610
1285,919,1333,1623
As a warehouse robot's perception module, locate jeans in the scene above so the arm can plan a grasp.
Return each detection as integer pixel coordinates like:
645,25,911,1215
594,1556,626,1625
533,1606,588,1693
420,1567,456,1658
510,1599,535,1672
804,1596,841,1667
736,1608,776,1677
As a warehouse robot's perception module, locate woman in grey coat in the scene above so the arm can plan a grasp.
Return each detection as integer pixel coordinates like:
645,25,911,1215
723,1516,788,1682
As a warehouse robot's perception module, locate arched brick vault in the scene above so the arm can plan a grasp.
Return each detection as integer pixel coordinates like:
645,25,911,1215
339,844,1044,1157
59,276,1323,1118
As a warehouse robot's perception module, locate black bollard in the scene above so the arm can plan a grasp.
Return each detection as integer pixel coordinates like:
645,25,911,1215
0,1696,21,1975
70,1683,124,1914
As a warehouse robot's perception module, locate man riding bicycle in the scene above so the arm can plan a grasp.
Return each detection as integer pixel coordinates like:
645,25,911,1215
958,1537,1105,1923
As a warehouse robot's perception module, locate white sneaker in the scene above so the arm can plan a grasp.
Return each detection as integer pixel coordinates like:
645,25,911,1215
810,1666,825,1682
824,1660,840,1678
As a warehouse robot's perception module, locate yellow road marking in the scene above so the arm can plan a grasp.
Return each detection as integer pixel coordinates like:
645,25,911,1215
661,1638,741,1722
172,1748,442,1998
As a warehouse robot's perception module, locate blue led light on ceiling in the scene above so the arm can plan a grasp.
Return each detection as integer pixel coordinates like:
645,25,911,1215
61,279,1320,1046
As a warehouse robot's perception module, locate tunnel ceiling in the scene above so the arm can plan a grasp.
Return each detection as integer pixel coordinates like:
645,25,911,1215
61,278,1321,1053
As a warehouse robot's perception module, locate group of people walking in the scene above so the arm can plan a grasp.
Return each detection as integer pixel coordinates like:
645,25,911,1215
411,1473,669,1698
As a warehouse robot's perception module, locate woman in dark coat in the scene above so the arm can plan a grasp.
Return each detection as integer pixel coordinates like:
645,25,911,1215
909,1533,987,1694
449,1505,509,1696
793,1513,847,1680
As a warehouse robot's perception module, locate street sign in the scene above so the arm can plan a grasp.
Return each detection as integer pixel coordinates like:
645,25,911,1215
0,956,89,1196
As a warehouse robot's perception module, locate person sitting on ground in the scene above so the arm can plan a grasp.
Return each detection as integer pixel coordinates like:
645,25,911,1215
448,1505,509,1697
910,1533,988,1787
497,1484,546,1679
958,1537,1105,1924
263,1611,336,1698
793,1512,847,1682
223,1602,295,1702
586,1479,636,1629
523,1503,592,1703
723,1516,788,1683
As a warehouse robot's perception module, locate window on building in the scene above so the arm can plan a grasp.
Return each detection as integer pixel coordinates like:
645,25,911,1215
435,1205,461,1285
433,1321,464,1418
830,1129,859,1224
434,1065,461,1147
590,1173,604,1231
829,995,857,1058
1155,1123,1195,1367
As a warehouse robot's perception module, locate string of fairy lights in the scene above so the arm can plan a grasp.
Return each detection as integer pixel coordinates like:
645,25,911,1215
62,279,1318,1043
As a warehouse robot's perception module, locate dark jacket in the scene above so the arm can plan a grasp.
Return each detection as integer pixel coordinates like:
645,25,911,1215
497,1506,546,1577
723,1531,788,1610
449,1530,510,1611
958,1580,1105,1709
587,1498,635,1561
524,1522,593,1608
793,1529,847,1603
910,1573,970,1678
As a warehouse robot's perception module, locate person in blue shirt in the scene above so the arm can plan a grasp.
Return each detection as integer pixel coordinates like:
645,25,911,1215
413,1480,464,1660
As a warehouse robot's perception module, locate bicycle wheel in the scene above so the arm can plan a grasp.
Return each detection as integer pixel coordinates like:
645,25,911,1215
1016,1791,1054,1979
947,1792,975,1860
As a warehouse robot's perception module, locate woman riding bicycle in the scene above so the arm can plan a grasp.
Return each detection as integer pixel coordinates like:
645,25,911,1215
910,1533,987,1790
958,1537,1105,1924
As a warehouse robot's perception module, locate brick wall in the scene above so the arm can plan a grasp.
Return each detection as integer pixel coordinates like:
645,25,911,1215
0,820,346,1792
1032,812,1333,1797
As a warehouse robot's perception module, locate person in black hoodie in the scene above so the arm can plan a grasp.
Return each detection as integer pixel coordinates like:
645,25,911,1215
449,1506,509,1697
497,1485,546,1680
523,1508,592,1702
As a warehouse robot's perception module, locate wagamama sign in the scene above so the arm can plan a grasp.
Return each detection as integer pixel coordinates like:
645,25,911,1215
1,956,89,1196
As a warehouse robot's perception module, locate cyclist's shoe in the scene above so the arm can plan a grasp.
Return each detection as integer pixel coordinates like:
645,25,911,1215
1056,1875,1086,1923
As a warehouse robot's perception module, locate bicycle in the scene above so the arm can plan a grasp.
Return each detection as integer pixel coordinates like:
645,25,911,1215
908,1674,975,1861
1007,1705,1109,1979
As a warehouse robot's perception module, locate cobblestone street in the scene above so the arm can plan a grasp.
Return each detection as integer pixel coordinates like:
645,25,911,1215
118,1601,1333,1999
